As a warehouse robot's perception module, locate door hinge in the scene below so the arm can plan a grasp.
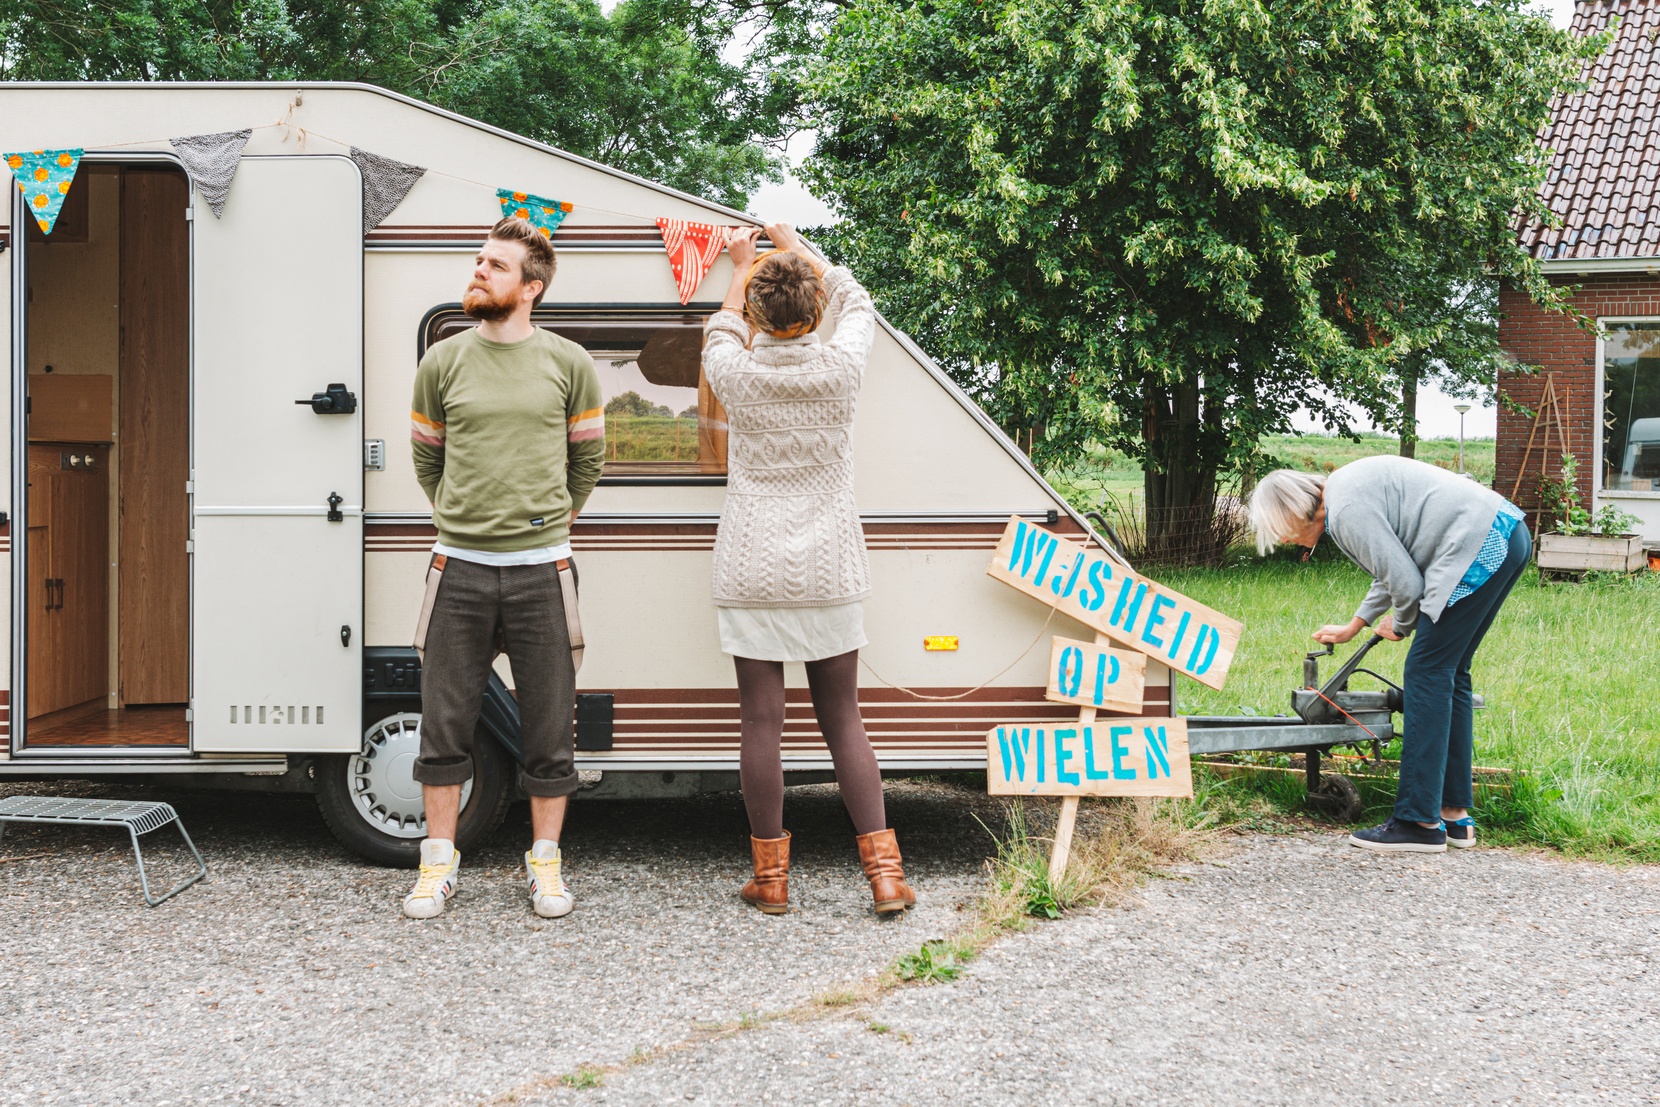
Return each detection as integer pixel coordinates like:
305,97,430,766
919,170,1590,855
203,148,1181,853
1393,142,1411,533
185,480,194,494
185,207,195,222
184,707,194,723
185,539,195,554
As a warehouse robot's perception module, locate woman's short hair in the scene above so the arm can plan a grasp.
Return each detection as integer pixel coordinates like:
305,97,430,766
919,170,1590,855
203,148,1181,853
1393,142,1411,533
1248,469,1327,554
745,252,825,337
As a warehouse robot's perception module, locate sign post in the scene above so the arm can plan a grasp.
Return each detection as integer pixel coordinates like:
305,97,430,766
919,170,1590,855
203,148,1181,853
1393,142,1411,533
982,516,1232,880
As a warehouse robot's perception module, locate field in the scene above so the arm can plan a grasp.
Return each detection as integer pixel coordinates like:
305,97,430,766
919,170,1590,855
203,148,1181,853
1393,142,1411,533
605,414,701,462
1046,433,1497,514
1159,556,1660,861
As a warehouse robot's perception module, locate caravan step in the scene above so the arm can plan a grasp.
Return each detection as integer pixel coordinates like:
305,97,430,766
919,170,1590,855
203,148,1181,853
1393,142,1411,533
0,796,207,906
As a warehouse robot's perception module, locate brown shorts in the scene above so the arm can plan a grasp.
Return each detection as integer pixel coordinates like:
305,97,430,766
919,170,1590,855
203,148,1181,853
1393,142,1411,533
412,557,580,798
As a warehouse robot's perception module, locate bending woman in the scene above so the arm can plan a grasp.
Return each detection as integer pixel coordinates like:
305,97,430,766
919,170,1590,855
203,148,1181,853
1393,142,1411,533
1248,456,1529,853
702,221,915,915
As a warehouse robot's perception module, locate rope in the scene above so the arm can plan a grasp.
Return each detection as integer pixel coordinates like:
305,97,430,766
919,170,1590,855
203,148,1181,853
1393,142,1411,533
857,605,1059,701
73,92,705,227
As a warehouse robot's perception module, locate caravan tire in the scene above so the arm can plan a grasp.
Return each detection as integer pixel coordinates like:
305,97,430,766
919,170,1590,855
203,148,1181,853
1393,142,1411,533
316,710,514,868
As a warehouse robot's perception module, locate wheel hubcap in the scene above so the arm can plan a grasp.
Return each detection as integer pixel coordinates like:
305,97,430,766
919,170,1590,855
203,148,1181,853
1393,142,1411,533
349,713,472,839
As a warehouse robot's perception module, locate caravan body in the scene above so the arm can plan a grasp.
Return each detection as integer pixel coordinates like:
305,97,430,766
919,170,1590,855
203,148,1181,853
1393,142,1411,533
0,83,1170,861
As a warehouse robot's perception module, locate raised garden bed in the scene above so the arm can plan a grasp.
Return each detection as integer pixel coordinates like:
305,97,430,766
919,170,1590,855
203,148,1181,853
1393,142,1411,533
1536,532,1645,580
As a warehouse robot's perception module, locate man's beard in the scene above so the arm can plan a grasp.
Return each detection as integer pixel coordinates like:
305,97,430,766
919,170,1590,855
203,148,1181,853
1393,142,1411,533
463,283,517,322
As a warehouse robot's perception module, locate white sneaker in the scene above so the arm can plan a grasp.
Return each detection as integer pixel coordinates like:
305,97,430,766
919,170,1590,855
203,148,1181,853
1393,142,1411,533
403,839,459,919
526,840,573,918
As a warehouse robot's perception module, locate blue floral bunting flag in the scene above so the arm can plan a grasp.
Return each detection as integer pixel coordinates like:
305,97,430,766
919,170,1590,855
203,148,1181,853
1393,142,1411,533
6,148,83,235
497,189,571,238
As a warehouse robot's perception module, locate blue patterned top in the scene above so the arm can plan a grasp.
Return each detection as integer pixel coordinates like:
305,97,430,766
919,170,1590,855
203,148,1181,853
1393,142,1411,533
1445,501,1525,606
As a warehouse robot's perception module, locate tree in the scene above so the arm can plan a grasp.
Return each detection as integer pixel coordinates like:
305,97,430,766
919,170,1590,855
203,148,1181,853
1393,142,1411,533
606,390,671,417
0,0,787,208
803,0,1603,555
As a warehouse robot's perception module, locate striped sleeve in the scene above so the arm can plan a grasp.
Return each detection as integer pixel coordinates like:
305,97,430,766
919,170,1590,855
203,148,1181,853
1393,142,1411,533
410,348,446,502
565,347,606,517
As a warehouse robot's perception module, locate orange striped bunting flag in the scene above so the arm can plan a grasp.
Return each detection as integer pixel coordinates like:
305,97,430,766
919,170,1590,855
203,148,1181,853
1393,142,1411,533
655,218,733,305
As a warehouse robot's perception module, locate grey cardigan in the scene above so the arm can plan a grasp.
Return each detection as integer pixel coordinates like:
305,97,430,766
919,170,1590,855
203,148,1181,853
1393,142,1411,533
1322,456,1510,633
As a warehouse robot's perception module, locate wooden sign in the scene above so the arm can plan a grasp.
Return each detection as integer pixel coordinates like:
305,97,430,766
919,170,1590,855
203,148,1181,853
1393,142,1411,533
986,516,1241,690
986,718,1192,798
1046,636,1145,712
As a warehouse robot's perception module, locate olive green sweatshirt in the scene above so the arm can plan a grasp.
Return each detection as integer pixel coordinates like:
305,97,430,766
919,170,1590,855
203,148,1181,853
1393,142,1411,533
410,328,606,552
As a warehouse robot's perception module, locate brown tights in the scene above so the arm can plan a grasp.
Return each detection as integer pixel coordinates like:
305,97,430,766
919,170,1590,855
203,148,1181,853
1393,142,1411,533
734,650,887,840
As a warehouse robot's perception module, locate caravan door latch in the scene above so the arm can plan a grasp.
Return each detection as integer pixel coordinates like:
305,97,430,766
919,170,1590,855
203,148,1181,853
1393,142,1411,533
296,383,358,414
326,492,344,522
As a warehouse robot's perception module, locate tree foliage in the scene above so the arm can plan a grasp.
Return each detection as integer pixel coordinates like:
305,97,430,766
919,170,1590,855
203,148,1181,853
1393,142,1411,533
801,0,1605,540
0,0,787,207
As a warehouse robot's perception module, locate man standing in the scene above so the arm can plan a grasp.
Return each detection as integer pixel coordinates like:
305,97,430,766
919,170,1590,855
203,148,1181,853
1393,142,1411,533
402,217,605,919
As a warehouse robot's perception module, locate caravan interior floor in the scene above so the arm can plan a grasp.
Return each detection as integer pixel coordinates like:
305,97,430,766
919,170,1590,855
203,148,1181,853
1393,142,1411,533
25,699,188,747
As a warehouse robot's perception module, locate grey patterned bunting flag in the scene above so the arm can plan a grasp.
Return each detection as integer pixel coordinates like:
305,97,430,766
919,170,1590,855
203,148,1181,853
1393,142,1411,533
351,147,426,233
169,129,251,219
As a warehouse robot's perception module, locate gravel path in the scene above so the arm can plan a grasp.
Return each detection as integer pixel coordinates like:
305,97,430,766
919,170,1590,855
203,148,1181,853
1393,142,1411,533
3,779,1656,1106
0,778,997,1106
532,835,1660,1107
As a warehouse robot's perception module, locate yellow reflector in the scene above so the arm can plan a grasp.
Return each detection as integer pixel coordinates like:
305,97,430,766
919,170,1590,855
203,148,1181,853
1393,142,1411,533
923,636,959,652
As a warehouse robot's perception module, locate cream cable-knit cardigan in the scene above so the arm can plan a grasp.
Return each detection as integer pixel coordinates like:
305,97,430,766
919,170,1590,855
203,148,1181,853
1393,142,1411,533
704,265,877,608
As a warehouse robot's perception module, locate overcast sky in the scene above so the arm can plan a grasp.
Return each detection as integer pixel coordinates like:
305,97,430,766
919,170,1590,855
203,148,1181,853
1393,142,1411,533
745,0,1581,440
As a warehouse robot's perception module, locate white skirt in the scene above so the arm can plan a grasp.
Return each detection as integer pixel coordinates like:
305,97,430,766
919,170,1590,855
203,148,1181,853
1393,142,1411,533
717,602,868,662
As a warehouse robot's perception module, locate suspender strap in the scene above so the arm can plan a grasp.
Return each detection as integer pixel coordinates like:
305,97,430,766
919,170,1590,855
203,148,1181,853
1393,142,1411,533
557,560,584,674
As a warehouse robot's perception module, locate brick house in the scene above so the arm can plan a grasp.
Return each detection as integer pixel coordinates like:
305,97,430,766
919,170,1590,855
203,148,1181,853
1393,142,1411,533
1498,0,1660,540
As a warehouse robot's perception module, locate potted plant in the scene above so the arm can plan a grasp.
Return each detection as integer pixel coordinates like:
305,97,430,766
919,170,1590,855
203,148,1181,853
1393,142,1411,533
1535,454,1645,577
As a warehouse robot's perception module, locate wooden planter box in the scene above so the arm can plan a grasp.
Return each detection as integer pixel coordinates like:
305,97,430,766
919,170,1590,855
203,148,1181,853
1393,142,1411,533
1536,532,1646,573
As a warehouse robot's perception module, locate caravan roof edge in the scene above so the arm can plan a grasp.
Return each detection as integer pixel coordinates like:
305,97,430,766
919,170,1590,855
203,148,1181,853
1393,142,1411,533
0,80,764,228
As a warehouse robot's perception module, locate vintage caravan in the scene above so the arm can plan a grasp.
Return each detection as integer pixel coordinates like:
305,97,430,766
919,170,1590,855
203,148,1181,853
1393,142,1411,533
0,82,1171,864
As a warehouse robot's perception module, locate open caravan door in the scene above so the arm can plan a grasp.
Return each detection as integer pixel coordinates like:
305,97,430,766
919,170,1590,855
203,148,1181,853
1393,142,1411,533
191,156,364,753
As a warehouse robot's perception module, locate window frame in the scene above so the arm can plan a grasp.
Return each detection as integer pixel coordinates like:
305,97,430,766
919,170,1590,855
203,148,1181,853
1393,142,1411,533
418,302,728,486
1594,316,1660,500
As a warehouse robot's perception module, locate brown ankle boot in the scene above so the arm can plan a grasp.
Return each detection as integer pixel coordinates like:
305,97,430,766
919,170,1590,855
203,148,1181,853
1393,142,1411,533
741,832,790,914
856,829,916,914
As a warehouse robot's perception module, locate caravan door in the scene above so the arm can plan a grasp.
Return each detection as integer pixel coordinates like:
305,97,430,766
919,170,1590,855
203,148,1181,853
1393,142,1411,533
191,156,363,753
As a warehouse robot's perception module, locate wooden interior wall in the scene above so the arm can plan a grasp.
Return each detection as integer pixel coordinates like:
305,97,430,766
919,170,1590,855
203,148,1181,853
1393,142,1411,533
118,167,190,705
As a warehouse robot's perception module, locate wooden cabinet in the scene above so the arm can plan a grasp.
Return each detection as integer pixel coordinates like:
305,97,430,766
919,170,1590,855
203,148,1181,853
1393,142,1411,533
27,444,109,718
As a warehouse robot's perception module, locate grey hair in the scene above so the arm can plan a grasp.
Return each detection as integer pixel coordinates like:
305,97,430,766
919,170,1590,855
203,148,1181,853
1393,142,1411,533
1248,470,1327,555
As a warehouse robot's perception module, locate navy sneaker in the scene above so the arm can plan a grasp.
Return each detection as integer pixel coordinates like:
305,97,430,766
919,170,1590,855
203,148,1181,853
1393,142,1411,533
1348,817,1447,854
1445,816,1476,849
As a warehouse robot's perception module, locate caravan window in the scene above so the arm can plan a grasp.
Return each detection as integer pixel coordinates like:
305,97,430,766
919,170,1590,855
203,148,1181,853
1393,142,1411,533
1602,323,1660,492
423,309,726,477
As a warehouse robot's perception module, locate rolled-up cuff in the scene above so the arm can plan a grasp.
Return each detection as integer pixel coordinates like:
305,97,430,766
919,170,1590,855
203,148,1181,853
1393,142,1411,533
412,756,474,787
522,767,581,798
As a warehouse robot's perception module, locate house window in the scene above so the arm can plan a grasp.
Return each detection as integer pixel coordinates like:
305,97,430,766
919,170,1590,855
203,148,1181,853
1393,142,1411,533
424,309,726,477
1602,323,1660,492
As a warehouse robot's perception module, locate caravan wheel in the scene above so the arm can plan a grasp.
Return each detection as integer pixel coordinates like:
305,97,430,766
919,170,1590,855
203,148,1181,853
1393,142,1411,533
316,710,514,867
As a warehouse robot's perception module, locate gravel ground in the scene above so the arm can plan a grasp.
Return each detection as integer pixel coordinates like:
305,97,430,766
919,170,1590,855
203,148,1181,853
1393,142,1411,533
4,778,1656,1106
0,777,996,1106
533,834,1660,1107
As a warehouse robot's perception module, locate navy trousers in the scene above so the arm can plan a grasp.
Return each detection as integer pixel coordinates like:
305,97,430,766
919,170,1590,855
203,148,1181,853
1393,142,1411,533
1395,523,1531,825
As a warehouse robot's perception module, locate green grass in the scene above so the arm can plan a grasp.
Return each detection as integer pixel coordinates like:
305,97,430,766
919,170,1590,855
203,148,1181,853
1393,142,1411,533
605,415,701,462
1159,557,1660,860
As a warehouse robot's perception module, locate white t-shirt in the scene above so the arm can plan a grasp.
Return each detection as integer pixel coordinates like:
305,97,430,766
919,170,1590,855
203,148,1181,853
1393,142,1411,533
432,541,571,566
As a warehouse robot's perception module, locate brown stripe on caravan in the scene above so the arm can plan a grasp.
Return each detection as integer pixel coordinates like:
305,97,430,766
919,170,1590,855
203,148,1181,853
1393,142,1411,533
0,689,9,737
603,685,1171,749
365,224,665,245
363,518,1081,554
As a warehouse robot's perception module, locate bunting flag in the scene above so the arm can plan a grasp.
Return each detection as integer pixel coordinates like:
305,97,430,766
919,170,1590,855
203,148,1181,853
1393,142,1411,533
6,149,83,235
169,130,251,219
352,147,426,234
497,189,571,238
656,218,733,305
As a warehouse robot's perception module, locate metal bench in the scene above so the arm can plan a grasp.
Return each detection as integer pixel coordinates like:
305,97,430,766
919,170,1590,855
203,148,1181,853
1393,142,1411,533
0,796,207,906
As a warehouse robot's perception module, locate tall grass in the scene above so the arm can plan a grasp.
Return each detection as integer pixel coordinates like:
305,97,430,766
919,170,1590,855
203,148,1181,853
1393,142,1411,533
1160,558,1660,860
